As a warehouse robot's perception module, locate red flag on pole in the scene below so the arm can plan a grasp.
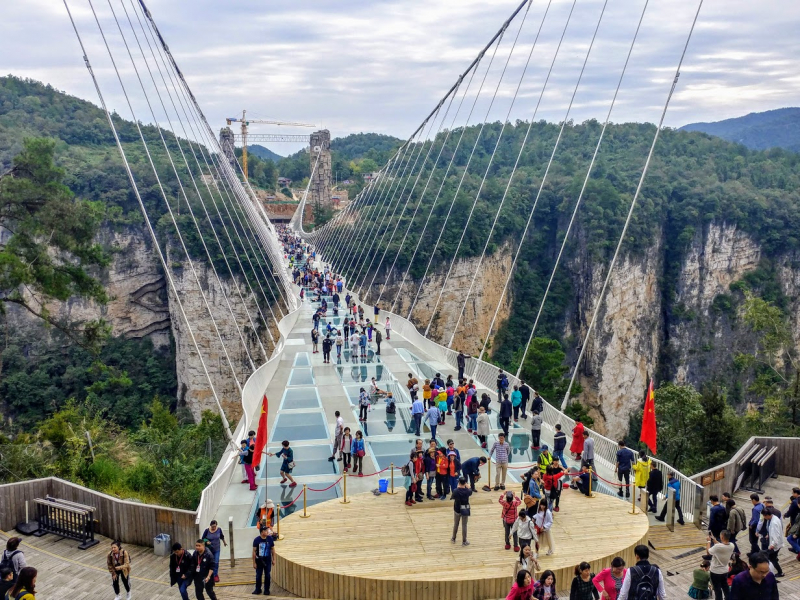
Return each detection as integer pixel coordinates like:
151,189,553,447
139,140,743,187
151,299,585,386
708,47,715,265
640,379,657,454
252,395,269,469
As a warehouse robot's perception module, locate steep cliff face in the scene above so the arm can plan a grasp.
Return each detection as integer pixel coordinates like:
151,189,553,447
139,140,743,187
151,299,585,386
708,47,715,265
382,244,513,356
12,225,276,424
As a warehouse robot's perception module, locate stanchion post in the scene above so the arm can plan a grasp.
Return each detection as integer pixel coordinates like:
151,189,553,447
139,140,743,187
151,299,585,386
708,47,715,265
482,459,492,492
340,473,350,504
387,463,397,495
228,516,235,567
630,486,637,515
300,484,311,519
588,467,595,498
275,505,284,540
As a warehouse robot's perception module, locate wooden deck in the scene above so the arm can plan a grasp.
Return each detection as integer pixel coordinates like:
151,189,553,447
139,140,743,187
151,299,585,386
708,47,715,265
272,485,650,600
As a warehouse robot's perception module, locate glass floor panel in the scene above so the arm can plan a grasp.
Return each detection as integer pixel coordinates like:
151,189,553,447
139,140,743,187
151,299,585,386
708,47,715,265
336,364,392,383
395,348,424,363
340,348,382,364
293,352,311,367
368,439,419,471
320,317,344,328
486,431,538,464
408,361,440,381
352,405,416,437
270,411,328,442
343,382,409,405
279,387,321,410
260,443,337,477
249,481,340,524
287,368,315,386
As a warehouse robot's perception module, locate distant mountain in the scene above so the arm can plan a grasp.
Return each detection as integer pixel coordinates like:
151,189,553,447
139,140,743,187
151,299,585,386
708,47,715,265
248,144,283,162
680,107,800,152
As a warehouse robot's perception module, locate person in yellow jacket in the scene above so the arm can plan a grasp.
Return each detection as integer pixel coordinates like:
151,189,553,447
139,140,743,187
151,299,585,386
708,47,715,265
632,451,652,501
7,566,37,600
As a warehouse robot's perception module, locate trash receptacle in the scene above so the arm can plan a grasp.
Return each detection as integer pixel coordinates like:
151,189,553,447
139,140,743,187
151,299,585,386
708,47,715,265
378,479,389,493
154,533,171,556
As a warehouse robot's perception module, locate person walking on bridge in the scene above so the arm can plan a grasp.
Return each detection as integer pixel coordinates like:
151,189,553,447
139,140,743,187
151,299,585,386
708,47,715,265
490,433,511,491
615,440,635,499
457,351,466,381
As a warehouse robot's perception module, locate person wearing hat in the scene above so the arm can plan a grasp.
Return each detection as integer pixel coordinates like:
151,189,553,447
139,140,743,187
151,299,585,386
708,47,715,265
447,450,462,494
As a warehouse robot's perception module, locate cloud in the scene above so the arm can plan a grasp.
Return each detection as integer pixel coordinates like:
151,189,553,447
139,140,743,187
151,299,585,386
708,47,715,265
1,0,798,155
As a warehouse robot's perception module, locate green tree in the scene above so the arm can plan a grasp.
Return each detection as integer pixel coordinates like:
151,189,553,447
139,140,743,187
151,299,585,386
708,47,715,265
0,138,110,348
652,382,704,470
517,337,579,404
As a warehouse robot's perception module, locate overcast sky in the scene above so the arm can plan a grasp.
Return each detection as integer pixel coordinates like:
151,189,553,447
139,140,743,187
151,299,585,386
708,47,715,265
2,0,798,155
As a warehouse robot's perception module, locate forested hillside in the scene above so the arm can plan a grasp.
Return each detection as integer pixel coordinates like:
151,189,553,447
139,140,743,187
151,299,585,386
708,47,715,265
681,107,800,152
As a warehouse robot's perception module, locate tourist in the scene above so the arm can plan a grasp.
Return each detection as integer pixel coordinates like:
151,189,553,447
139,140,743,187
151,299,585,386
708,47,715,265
490,433,511,491
351,431,365,477
240,439,256,491
729,552,778,599
533,498,555,556
457,351,466,380
592,557,626,600
411,394,425,436
552,424,568,468
519,381,531,420
453,385,465,431
436,388,449,425
237,439,249,484
0,568,13,600
706,529,734,600
785,487,800,526
328,410,344,462
407,373,419,399
251,526,275,596
538,446,554,472
709,496,727,540
311,327,319,352
375,329,382,355
480,392,493,414
359,330,367,358
581,431,595,476
756,509,784,577
6,567,36,600
467,394,479,433
170,542,193,600
192,539,217,600
267,440,297,488
424,446,438,499
511,509,537,550
404,452,420,506
533,570,557,600
2,537,26,580
201,520,227,582
570,562,599,600
726,499,747,554
524,467,544,500
511,385,523,421
687,560,712,599
340,427,353,473
413,449,425,503
422,378,432,407
385,317,391,340
571,465,592,497
614,441,635,499
461,456,487,492
499,393,513,437
451,477,473,546
655,472,684,525
436,448,450,500
358,388,370,422
617,545,666,600
531,391,544,416
645,460,663,513
322,334,332,363
425,402,441,441
447,451,462,494
497,368,509,400
570,421,585,460
107,540,132,600
787,516,800,553
530,411,543,450
514,546,540,577
507,569,534,600
500,490,523,551
544,464,567,512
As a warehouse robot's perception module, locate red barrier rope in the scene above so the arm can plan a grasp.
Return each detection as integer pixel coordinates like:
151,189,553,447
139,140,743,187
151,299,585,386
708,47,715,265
281,489,304,508
307,478,343,492
593,472,634,487
358,465,392,477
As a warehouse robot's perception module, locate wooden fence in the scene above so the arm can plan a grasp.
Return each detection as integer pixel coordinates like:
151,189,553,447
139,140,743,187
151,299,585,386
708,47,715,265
0,478,198,548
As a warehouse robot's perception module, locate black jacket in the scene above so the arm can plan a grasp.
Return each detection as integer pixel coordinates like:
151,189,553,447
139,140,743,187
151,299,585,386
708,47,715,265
553,431,567,452
192,548,215,580
452,486,472,513
646,468,664,494
170,550,193,586
457,354,466,369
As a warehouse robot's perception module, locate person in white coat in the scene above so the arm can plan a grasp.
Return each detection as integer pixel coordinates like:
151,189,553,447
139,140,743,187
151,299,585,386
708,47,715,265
757,510,785,577
532,498,555,555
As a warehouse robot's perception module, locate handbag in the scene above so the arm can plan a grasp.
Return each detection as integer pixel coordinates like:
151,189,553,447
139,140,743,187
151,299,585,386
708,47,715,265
288,461,296,469
356,450,365,458
459,503,471,517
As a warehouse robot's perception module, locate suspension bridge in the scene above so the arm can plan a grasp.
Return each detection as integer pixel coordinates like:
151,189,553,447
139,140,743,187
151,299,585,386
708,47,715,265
10,0,800,599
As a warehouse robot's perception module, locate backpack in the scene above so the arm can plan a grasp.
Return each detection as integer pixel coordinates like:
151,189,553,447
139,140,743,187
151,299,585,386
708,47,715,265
400,464,411,477
500,375,509,390
386,401,396,414
629,565,659,600
0,550,20,579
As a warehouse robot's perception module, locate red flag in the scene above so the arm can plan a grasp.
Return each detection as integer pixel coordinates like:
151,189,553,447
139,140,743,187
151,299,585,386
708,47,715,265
252,395,269,469
640,379,657,454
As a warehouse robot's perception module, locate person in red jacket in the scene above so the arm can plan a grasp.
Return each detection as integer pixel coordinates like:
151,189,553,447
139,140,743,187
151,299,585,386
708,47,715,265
507,569,534,600
543,464,567,512
500,491,522,551
570,421,585,460
413,451,425,503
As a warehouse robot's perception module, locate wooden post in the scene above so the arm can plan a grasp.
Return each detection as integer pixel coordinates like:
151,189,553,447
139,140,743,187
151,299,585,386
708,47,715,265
666,487,675,532
228,516,235,568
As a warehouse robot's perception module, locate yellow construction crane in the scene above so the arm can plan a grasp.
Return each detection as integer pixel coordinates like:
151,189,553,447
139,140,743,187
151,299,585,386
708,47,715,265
226,110,316,180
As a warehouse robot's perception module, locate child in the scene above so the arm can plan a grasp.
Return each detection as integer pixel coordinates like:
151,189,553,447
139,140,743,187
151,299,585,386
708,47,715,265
351,431,365,476
544,464,566,512
687,560,711,599
267,440,297,487
340,428,353,473
437,389,448,425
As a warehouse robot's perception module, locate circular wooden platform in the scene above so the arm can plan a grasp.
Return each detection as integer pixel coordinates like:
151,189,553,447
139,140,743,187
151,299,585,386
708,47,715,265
273,484,649,600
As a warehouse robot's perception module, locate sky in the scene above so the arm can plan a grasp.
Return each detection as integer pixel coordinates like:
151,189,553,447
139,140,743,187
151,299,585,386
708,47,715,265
2,0,798,156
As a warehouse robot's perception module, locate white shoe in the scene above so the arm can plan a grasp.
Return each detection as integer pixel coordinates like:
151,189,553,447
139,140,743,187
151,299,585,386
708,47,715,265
114,596,121,600
126,593,131,600
545,550,553,556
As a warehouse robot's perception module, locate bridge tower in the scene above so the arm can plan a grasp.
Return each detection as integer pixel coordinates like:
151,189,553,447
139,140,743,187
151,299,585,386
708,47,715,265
309,130,332,210
219,126,236,167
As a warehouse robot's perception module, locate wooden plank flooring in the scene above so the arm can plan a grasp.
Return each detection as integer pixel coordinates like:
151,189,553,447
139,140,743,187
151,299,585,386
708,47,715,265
273,484,650,600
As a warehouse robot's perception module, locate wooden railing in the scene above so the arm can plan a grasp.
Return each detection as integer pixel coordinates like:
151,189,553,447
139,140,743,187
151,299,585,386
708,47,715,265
0,478,197,548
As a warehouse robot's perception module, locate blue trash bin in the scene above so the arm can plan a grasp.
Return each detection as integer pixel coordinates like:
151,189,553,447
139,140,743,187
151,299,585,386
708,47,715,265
378,479,389,493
